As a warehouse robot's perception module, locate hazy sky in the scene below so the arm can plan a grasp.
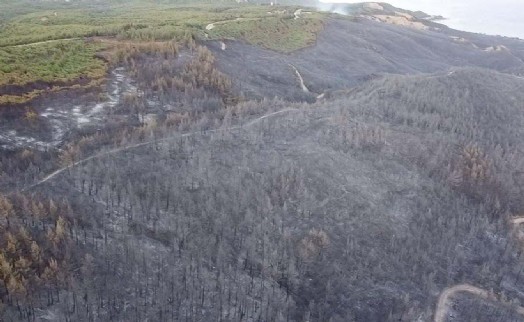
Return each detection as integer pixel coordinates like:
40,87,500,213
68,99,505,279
320,0,524,39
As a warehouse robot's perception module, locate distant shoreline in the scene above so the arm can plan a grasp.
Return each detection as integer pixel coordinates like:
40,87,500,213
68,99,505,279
320,1,524,40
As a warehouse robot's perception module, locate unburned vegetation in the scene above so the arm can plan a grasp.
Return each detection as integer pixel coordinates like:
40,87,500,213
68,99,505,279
0,2,325,105
0,40,107,105
206,13,325,53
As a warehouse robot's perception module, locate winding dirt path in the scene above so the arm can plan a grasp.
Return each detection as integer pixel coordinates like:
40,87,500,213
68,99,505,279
289,64,310,93
205,17,260,31
434,284,491,322
2,38,80,48
434,283,524,322
22,108,298,191
434,217,524,322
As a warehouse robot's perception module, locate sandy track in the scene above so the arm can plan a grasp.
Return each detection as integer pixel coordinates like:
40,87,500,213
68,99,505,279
434,217,524,322
22,108,298,191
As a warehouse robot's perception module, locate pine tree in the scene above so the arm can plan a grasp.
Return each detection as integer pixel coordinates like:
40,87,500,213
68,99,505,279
30,241,42,265
0,195,13,227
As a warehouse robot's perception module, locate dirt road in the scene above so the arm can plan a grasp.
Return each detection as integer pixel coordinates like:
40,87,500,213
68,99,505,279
434,284,491,322
22,108,298,191
289,64,310,93
434,217,524,322
2,38,80,48
512,217,524,225
205,17,259,31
